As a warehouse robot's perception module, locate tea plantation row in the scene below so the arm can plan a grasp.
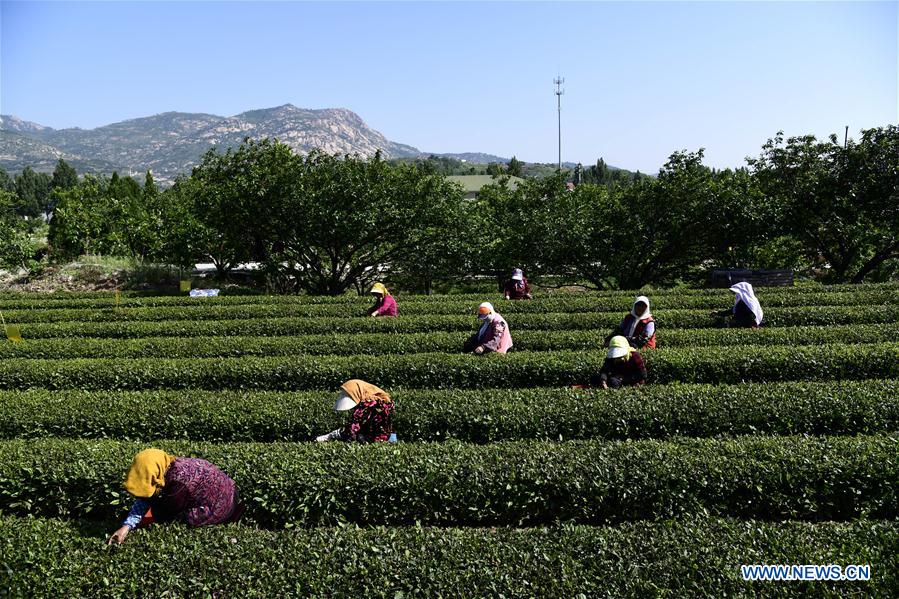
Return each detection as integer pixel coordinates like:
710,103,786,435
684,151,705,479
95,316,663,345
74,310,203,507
0,380,895,442
0,517,894,597
0,435,895,526
0,344,894,390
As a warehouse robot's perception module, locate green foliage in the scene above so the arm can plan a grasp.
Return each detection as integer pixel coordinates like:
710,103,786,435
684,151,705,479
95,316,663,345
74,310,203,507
596,150,720,288
0,380,895,442
473,174,568,278
506,155,523,177
0,324,896,360
0,189,40,271
0,283,894,595
12,166,52,217
2,517,895,598
47,172,165,261
0,285,895,310
263,150,467,295
0,343,894,390
50,159,78,192
0,435,896,525
0,166,15,192
154,175,222,270
0,281,894,303
3,300,896,327
11,306,899,340
188,139,294,274
748,126,899,283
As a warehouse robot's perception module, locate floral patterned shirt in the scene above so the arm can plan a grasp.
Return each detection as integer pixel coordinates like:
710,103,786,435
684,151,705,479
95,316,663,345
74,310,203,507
121,457,237,529
341,400,394,443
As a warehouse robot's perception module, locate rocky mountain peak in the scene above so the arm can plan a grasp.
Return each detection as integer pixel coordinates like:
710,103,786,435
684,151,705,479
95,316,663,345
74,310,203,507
1,105,423,184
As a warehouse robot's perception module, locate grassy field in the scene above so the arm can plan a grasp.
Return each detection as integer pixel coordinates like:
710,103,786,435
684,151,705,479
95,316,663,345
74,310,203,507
0,284,896,596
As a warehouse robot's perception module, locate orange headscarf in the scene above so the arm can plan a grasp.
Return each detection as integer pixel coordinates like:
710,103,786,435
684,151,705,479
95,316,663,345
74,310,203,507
124,448,177,498
340,379,392,406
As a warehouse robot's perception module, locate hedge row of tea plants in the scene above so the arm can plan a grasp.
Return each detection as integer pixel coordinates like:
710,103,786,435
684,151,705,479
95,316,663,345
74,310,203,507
1,324,894,360
0,516,894,598
0,435,895,526
0,288,893,312
0,344,894,390
3,302,897,326
0,380,894,442
0,281,894,303
10,306,899,340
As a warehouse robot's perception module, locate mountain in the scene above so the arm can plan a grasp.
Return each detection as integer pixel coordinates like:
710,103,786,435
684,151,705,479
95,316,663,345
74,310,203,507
431,152,511,164
0,130,120,174
0,105,422,184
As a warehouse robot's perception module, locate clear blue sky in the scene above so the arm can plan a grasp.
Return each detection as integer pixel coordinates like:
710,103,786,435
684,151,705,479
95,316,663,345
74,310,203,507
2,1,896,172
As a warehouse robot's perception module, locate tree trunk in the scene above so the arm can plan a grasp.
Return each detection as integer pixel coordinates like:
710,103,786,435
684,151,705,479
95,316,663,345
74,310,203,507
850,241,899,283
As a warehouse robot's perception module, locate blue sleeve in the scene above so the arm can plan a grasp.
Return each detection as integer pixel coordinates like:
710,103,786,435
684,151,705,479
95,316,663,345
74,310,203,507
644,321,655,337
123,498,151,529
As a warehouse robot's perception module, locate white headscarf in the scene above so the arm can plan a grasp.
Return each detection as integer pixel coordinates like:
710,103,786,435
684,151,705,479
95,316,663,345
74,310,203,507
729,282,763,325
625,296,652,337
477,301,495,340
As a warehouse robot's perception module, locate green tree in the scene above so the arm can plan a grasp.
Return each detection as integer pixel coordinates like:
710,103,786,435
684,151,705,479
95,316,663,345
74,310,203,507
391,182,472,294
48,171,155,260
51,159,78,191
46,159,79,214
0,189,33,269
155,176,221,270
473,174,566,283
264,149,467,295
142,171,159,202
547,150,722,289
507,156,523,178
0,166,15,193
14,167,52,217
48,175,109,258
748,126,899,282
189,138,297,276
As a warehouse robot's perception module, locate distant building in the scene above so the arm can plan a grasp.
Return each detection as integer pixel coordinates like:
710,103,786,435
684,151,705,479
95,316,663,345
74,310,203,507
445,175,524,199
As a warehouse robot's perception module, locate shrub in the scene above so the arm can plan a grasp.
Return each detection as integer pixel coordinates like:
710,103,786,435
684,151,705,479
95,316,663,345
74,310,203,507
0,380,894,442
0,324,894,360
11,306,899,339
0,435,895,526
0,344,894,390
0,516,894,598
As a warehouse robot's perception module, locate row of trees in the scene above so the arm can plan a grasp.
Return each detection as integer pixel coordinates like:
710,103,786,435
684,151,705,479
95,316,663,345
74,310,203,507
6,125,895,292
0,160,81,272
0,161,79,218
476,126,898,287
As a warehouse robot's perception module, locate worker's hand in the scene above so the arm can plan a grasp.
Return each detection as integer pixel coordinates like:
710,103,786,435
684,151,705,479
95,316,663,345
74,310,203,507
474,346,485,355
600,380,609,390
107,525,130,545
504,295,510,300
370,313,378,318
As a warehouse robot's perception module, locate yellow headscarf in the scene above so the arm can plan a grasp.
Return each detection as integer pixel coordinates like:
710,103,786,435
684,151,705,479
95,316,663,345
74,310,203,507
124,448,177,498
340,379,392,406
370,283,390,296
607,335,633,360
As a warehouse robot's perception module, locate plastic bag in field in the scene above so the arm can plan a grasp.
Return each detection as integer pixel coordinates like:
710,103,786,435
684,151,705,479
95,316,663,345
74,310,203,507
189,289,220,298
5,325,22,343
